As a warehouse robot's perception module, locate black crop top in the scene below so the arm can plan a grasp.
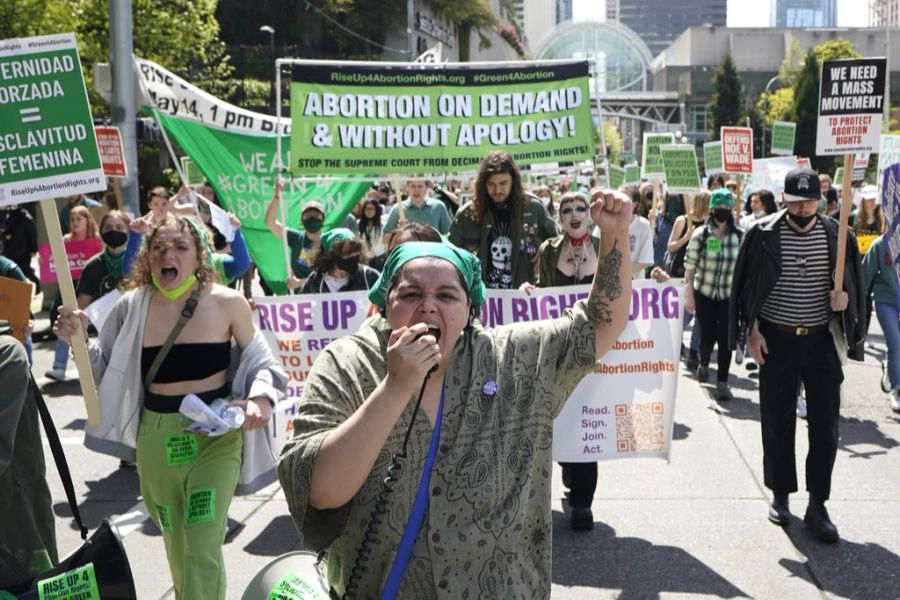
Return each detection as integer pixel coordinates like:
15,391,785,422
554,268,594,287
141,341,231,385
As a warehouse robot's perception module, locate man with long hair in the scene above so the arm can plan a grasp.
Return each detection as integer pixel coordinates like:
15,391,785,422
449,151,557,288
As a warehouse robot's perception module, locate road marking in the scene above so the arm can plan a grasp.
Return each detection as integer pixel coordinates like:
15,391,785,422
111,500,150,538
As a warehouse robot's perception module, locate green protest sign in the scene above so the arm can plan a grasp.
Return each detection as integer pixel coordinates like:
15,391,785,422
608,164,625,189
290,61,594,174
703,141,724,175
660,144,701,192
0,33,105,205
833,166,844,186
624,163,640,184
137,58,369,293
770,120,796,156
641,132,674,178
181,156,205,186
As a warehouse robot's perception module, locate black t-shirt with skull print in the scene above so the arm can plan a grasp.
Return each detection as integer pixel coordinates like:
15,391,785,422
486,205,513,289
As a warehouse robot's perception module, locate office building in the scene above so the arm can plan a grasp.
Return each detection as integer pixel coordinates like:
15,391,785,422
607,0,727,57
770,0,837,28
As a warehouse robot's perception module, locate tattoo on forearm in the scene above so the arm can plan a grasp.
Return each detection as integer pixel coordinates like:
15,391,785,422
586,240,624,325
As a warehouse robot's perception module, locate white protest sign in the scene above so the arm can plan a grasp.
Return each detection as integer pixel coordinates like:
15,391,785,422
817,57,886,156
257,281,682,460
203,198,236,242
877,134,900,201
750,156,798,198
83,289,122,332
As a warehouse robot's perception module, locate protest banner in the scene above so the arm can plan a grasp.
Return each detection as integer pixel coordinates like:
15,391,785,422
703,141,724,175
94,126,126,177
877,135,900,201
608,163,625,189
38,238,102,283
720,127,753,174
0,275,32,343
750,156,798,198
797,157,811,169
136,58,370,292
641,132,674,179
833,166,845,186
0,33,103,425
257,281,682,460
624,163,640,185
817,57,886,291
851,152,870,183
817,57,886,156
289,61,594,175
881,163,900,286
660,144,701,193
770,120,796,156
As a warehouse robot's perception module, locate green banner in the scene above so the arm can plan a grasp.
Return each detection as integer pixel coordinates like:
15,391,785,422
660,144,701,192
703,141,723,175
770,120,796,156
608,164,625,189
0,33,105,206
137,58,369,293
289,61,594,175
624,163,640,185
641,133,674,178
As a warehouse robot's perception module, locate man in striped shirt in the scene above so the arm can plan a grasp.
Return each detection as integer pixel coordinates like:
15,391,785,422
729,168,866,544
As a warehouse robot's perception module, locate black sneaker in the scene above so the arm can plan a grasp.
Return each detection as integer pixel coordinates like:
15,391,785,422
686,351,699,371
768,494,790,526
804,501,839,543
697,364,710,383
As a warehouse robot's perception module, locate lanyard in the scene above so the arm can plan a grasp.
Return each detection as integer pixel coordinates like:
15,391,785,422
380,387,445,599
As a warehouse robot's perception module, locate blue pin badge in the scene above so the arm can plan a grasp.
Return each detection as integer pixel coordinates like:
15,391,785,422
482,379,499,397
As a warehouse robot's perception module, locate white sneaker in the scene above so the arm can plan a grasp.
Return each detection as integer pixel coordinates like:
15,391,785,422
796,396,808,419
45,367,67,382
891,394,900,414
735,345,744,365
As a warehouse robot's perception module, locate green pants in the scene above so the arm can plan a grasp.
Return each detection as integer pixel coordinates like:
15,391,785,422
136,409,243,600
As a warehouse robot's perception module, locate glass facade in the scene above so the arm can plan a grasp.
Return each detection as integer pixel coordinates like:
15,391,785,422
771,0,837,27
688,105,708,134
535,21,652,93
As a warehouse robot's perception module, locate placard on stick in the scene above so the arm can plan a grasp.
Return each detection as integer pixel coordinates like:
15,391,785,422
770,121,796,156
720,127,753,174
660,144,701,193
624,163,640,185
0,276,32,343
94,126,127,177
703,141,724,175
0,33,104,425
816,57,886,156
641,132,674,179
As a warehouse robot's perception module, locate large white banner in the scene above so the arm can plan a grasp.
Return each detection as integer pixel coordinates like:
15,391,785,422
255,280,684,460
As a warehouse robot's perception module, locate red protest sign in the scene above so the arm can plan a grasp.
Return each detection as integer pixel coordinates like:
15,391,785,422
720,127,754,174
94,126,127,177
38,239,103,283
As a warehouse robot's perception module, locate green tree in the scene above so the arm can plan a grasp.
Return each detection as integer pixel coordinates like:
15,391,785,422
593,122,623,163
813,39,861,63
707,53,743,141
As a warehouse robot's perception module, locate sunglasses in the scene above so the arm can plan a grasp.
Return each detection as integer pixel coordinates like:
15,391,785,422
560,205,589,216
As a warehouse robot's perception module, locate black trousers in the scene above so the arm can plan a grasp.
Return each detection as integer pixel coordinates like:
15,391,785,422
694,291,732,382
560,462,597,508
758,320,843,500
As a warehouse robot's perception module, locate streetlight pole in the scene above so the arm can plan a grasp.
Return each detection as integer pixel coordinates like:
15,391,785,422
762,75,782,159
260,25,275,113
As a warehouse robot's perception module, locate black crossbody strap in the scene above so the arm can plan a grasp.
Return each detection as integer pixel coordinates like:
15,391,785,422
143,287,202,390
30,373,89,540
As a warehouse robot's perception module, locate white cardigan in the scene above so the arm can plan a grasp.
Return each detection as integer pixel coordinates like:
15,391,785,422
85,286,288,494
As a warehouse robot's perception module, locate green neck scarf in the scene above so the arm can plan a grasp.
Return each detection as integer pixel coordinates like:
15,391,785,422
152,273,197,301
100,249,124,280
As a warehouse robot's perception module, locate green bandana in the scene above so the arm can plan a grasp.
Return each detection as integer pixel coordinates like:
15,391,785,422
321,228,356,251
369,241,485,309
100,249,124,280
709,188,735,209
152,273,197,301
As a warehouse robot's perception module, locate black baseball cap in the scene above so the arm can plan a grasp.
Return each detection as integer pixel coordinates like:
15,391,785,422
783,168,821,202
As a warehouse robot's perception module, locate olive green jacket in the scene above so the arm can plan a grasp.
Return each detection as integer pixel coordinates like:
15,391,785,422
448,196,558,287
536,234,601,288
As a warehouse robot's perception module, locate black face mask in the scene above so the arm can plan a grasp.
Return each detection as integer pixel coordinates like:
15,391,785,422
789,212,816,228
336,256,360,274
713,208,731,223
302,217,323,233
101,230,128,248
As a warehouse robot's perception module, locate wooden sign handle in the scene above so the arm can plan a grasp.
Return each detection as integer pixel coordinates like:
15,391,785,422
834,153,854,293
38,198,101,426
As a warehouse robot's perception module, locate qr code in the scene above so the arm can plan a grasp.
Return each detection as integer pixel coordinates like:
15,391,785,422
615,402,665,452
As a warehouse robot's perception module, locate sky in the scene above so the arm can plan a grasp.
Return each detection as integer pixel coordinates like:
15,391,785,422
571,0,870,28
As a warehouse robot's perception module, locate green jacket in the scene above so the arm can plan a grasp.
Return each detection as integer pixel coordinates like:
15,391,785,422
0,336,57,587
449,196,558,287
536,234,601,288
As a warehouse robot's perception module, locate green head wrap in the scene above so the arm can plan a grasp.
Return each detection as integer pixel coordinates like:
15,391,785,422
181,215,214,267
369,241,486,309
709,188,734,209
321,228,355,251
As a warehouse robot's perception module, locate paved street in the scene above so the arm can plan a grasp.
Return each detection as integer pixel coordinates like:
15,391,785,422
28,298,900,599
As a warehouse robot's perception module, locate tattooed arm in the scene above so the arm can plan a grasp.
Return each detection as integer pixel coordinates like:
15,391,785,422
587,189,633,361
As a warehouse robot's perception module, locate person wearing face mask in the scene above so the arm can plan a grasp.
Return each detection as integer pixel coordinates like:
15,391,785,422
265,181,324,287
729,168,865,543
683,189,742,401
291,228,379,294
